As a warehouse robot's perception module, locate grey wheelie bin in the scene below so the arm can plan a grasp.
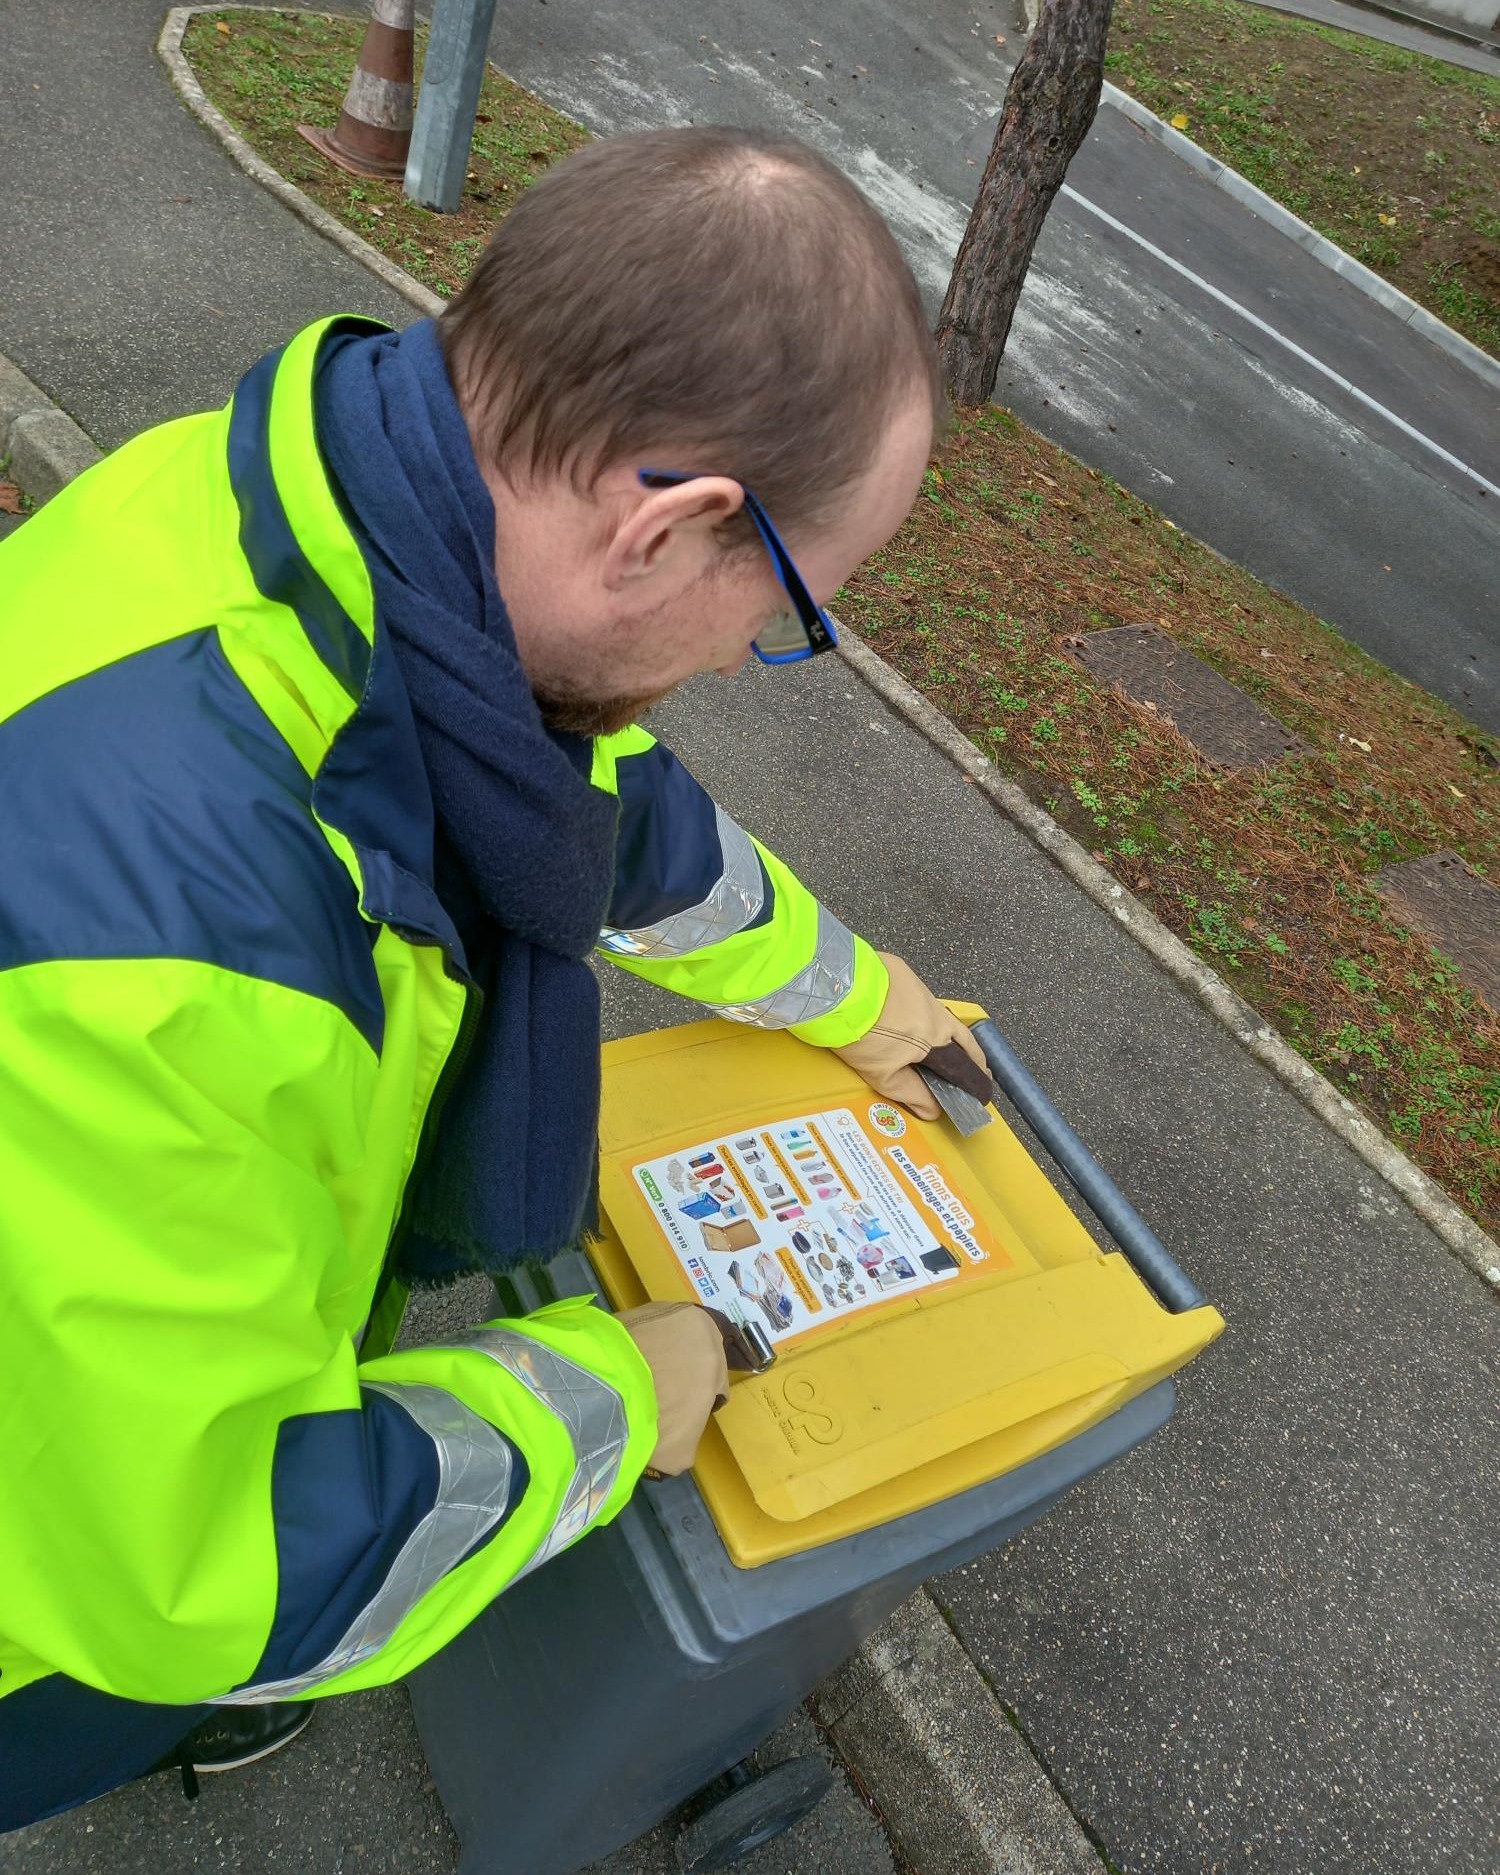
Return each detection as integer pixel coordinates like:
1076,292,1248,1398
408,1010,1223,1874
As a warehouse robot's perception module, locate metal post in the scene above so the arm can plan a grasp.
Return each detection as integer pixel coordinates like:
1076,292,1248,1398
404,0,500,214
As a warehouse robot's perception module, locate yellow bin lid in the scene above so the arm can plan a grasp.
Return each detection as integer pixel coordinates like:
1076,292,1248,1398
593,1009,1224,1567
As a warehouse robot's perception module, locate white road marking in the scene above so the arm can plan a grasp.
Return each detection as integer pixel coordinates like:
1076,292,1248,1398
1061,184,1500,502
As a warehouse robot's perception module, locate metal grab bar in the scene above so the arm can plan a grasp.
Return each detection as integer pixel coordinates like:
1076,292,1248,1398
970,1018,1207,1314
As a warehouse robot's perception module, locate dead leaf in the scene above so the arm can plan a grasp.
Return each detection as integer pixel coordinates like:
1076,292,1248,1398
1448,784,1467,799
1378,212,1397,226
215,18,231,32
1170,111,1190,131
0,482,22,515
1349,737,1372,752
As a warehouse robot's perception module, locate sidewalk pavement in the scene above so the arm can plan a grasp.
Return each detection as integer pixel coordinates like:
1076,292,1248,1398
2,6,1498,1874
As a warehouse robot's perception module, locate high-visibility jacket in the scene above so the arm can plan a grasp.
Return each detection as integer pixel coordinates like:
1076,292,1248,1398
0,319,888,1726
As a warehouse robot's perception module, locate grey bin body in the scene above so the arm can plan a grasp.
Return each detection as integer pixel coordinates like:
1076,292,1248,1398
408,1257,1176,1874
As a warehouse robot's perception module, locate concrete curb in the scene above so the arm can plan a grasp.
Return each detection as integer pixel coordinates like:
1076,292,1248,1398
1014,0,1500,395
157,6,444,321
813,1593,1107,1874
839,632,1500,1292
163,9,1500,1297
0,354,101,502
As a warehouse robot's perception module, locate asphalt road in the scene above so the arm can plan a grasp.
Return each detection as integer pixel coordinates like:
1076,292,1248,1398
484,0,1500,729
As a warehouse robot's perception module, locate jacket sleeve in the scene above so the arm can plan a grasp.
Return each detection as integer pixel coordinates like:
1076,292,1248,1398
0,958,657,1708
591,726,888,1046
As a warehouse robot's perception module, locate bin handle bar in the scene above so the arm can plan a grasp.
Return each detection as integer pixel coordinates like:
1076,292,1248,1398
969,1018,1207,1314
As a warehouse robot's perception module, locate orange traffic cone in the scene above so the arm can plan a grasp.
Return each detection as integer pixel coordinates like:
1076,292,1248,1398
297,0,416,181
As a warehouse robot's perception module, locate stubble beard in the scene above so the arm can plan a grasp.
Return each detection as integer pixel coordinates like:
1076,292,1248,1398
532,683,677,739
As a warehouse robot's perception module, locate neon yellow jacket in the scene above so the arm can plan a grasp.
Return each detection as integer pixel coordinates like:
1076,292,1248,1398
0,319,886,1727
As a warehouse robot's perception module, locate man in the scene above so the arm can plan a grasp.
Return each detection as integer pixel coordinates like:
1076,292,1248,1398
0,127,990,1827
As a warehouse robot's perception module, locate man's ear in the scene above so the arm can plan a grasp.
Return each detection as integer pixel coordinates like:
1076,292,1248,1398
601,476,745,593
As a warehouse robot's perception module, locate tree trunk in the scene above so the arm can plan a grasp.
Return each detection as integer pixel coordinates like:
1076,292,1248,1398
936,0,1116,407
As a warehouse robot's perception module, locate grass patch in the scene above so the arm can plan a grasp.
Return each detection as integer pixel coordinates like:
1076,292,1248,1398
1106,0,1500,356
185,8,585,297
839,412,1499,1231
184,10,1500,1232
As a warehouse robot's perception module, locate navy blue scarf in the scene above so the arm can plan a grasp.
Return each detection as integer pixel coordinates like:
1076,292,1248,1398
315,319,619,1285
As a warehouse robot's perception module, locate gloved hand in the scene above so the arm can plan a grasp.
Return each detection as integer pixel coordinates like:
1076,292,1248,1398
619,1302,730,1477
832,952,993,1121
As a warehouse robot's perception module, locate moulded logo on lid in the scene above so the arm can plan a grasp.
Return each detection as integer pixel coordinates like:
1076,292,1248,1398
773,1371,844,1448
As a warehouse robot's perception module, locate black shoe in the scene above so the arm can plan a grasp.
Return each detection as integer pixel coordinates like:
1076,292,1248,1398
154,1702,314,1799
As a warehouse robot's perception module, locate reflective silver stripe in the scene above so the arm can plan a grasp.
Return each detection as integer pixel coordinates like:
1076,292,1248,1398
598,808,765,959
710,904,859,1030
446,1327,629,1581
214,1384,517,1704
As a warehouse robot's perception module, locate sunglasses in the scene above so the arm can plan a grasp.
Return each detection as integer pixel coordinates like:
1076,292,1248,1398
638,470,840,665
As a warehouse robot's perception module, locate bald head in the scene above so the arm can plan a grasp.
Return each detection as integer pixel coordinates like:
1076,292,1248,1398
441,127,941,542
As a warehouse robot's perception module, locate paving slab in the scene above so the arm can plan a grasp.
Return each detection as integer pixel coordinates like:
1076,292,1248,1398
1067,624,1308,768
1375,850,1500,1010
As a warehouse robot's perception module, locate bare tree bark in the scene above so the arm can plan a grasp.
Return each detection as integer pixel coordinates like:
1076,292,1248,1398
936,0,1116,407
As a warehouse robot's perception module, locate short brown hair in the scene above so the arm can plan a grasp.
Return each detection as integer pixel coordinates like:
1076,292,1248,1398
440,127,940,539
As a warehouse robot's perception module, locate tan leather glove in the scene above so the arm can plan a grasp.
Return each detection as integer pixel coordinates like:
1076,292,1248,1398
618,1302,730,1477
832,952,993,1121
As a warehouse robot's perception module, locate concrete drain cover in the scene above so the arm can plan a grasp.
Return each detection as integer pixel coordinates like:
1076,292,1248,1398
1067,623,1307,768
1374,851,1500,1012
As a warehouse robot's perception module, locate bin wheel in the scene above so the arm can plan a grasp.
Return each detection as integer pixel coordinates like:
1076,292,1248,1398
674,1754,834,1872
